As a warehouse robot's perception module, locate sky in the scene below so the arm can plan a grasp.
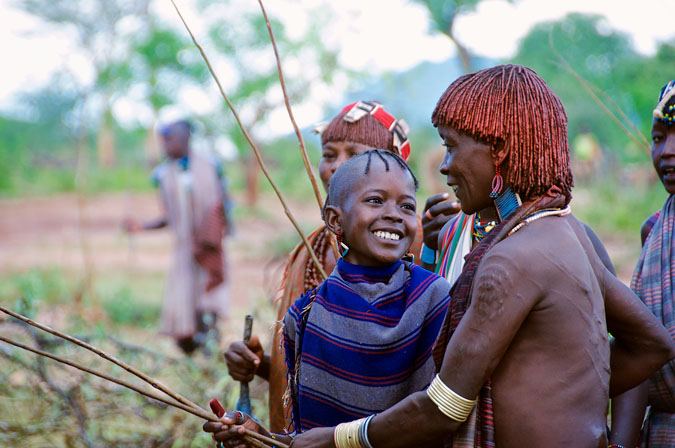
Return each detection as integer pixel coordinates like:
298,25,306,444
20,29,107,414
1,0,673,133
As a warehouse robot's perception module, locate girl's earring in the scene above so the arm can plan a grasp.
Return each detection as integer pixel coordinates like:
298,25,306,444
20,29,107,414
489,162,503,199
336,231,349,257
403,251,415,263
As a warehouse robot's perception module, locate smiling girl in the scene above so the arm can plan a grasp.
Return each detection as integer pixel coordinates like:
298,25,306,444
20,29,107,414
206,150,451,446
223,102,427,433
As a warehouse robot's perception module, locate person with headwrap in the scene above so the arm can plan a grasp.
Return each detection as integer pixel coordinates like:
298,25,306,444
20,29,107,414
256,65,675,448
124,120,231,355
222,102,434,432
610,80,675,448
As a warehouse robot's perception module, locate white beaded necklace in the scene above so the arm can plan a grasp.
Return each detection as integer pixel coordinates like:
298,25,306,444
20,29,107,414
508,206,571,236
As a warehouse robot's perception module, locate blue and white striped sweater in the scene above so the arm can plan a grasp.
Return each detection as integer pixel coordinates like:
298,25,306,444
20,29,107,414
283,258,451,432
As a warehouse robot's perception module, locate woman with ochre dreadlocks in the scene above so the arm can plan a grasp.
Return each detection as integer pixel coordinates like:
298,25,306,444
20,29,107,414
610,80,675,448
222,102,432,433
238,64,674,448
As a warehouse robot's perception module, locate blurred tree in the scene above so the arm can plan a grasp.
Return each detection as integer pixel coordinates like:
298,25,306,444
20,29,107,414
103,24,209,164
194,1,342,205
512,13,660,164
14,0,152,167
413,0,512,73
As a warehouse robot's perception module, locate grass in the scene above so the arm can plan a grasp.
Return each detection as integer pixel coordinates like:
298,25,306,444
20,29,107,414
0,268,274,447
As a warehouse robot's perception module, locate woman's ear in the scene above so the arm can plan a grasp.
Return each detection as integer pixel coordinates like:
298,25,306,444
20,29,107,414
491,141,509,166
323,205,343,236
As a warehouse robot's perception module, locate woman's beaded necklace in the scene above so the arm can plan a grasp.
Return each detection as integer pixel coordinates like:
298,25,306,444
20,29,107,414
508,206,571,236
473,214,497,242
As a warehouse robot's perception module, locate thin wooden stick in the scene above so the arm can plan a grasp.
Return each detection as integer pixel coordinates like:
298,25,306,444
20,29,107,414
169,0,327,280
256,0,339,259
256,0,323,209
0,304,200,412
0,335,212,419
0,334,289,448
589,83,651,148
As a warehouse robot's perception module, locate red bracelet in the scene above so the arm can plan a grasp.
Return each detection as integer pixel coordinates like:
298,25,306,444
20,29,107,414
608,444,626,448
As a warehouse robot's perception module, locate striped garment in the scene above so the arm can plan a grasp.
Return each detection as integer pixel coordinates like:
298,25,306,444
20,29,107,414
269,220,425,432
631,197,675,448
283,258,450,432
436,212,474,284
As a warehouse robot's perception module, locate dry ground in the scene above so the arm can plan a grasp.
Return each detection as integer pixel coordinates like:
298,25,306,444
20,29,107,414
0,191,325,350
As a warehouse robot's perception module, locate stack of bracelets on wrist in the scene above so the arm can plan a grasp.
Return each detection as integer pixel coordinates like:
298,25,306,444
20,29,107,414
607,445,626,448
334,414,376,448
426,374,477,422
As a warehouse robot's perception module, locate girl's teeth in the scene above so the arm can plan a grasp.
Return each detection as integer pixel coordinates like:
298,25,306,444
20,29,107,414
374,231,400,241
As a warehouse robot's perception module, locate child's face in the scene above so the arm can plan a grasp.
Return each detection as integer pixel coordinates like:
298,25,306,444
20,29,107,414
319,141,372,192
340,162,418,267
652,118,675,195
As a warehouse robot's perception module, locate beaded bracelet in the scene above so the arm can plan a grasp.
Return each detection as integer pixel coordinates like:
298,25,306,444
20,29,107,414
608,444,626,448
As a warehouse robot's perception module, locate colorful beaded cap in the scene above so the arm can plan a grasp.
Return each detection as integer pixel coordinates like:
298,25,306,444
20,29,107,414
654,80,675,124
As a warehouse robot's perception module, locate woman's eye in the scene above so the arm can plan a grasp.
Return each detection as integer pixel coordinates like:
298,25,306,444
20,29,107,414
653,134,663,144
401,203,416,211
366,197,383,204
322,152,335,159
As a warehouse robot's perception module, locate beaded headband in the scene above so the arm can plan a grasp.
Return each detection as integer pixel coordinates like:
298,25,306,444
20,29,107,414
340,101,411,161
654,80,675,124
313,102,411,161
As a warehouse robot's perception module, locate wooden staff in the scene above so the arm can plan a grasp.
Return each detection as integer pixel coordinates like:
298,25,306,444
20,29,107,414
0,315,289,448
256,0,339,258
0,305,200,411
169,0,328,281
255,0,323,209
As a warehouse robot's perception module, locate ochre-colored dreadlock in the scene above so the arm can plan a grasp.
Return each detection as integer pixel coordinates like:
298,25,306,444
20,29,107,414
432,64,573,202
321,108,395,151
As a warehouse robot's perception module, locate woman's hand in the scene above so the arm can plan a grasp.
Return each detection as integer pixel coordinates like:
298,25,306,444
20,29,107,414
422,193,460,250
203,410,268,448
289,427,335,448
224,335,266,382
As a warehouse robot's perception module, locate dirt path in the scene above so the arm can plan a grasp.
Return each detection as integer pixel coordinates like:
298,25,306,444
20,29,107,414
0,192,324,338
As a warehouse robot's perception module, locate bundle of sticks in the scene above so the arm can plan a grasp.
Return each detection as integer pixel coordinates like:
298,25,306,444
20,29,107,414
0,305,288,448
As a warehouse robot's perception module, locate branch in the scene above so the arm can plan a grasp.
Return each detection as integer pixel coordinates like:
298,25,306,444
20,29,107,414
257,0,339,259
256,0,323,209
0,309,288,448
0,304,200,412
170,0,327,280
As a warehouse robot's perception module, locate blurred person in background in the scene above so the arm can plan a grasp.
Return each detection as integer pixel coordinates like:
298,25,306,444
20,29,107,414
124,119,232,355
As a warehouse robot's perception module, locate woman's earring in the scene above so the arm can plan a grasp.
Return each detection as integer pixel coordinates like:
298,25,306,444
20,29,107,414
489,162,503,199
336,232,349,257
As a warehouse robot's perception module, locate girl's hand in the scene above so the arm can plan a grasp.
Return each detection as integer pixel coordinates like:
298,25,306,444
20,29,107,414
224,335,265,382
203,411,268,448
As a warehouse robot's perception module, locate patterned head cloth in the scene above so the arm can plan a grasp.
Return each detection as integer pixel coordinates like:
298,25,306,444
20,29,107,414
654,80,675,124
313,101,412,162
